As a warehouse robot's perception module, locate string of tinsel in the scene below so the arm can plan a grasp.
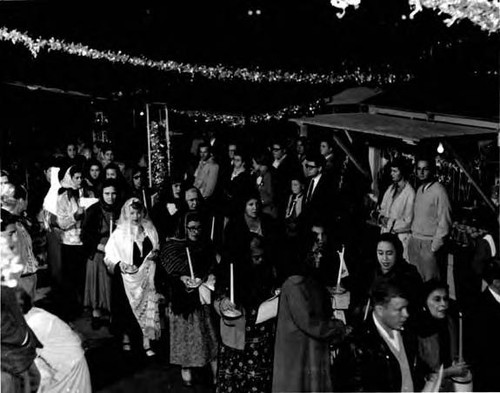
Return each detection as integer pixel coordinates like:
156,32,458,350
149,121,168,189
170,98,326,127
330,0,500,33
0,26,411,85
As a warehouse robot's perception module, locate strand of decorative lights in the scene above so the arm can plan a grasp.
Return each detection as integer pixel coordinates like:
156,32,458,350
0,26,411,85
169,98,326,128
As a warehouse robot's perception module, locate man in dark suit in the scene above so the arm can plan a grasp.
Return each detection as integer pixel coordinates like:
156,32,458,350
470,257,500,392
303,153,332,220
270,139,302,214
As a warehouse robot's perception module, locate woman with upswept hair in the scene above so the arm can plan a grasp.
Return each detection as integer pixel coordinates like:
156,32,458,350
104,197,161,356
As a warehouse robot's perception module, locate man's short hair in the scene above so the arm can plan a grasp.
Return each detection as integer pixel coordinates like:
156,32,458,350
371,277,408,307
483,257,500,285
415,155,436,172
305,153,325,168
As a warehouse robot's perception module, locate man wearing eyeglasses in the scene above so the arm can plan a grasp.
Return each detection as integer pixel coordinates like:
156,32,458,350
408,157,451,281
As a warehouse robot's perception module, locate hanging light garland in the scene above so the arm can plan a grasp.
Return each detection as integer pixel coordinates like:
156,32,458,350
0,26,411,86
330,0,500,33
170,98,326,128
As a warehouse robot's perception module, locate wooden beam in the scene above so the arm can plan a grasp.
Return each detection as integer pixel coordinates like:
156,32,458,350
443,141,497,214
332,132,371,180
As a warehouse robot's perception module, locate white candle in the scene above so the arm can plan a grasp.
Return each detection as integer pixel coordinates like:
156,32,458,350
458,311,463,362
110,218,113,235
210,216,215,241
336,246,345,289
230,263,234,304
142,189,147,207
186,247,195,280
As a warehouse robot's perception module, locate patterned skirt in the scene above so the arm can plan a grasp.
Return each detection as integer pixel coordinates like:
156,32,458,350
169,305,219,368
216,311,275,393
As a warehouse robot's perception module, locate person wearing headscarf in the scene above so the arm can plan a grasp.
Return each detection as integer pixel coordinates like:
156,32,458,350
158,212,218,387
82,179,121,329
1,183,39,300
56,166,88,319
104,198,161,356
150,175,184,242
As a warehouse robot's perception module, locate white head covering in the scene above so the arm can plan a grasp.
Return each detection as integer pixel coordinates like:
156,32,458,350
60,166,79,190
105,197,159,267
42,167,61,215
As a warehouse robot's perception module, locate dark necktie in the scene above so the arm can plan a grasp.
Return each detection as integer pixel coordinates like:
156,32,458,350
392,183,400,198
306,180,314,204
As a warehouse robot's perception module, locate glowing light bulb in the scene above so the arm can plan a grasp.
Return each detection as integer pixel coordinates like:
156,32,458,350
256,9,262,15
437,142,444,154
248,10,254,16
139,111,145,116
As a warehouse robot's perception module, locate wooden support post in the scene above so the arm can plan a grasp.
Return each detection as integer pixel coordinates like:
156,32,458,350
444,141,497,214
332,132,371,180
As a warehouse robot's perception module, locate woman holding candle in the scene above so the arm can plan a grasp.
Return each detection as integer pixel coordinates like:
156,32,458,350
214,234,278,393
104,198,161,356
159,212,218,387
223,191,284,282
415,280,470,391
82,179,121,329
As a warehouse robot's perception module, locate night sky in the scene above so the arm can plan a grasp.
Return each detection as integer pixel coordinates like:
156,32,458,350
0,0,498,158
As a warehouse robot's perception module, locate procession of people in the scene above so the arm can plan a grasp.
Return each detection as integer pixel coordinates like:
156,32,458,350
1,131,499,393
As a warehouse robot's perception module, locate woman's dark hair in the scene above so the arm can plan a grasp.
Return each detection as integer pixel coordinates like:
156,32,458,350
69,165,83,178
377,232,404,262
252,151,272,168
85,159,103,179
129,200,144,212
421,279,448,308
1,209,18,231
232,149,249,166
389,157,412,179
104,163,120,174
240,190,262,214
101,179,119,193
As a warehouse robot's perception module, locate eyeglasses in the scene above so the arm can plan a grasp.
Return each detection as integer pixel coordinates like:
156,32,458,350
187,226,202,232
271,147,282,152
305,164,318,169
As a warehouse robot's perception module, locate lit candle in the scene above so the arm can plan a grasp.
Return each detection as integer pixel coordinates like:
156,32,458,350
458,311,463,362
142,189,147,208
186,247,195,280
110,218,113,235
230,263,234,304
336,246,345,290
210,216,215,241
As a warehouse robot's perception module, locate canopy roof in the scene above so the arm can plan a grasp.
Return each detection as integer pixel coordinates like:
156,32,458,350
291,110,498,144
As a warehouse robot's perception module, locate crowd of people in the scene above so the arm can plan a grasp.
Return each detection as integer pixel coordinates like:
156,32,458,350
1,131,499,393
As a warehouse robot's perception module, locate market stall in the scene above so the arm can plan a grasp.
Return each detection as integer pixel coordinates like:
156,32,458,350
291,105,499,307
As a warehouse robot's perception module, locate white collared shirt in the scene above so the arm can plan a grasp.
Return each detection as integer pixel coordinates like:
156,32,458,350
488,286,500,305
373,313,400,351
310,173,322,195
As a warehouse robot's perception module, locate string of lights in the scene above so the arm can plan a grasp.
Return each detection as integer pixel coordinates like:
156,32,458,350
0,26,411,86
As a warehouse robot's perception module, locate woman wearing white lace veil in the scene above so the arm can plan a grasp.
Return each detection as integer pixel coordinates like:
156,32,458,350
104,197,161,356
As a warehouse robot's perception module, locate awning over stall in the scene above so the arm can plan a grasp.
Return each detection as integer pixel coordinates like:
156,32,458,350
291,109,498,144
